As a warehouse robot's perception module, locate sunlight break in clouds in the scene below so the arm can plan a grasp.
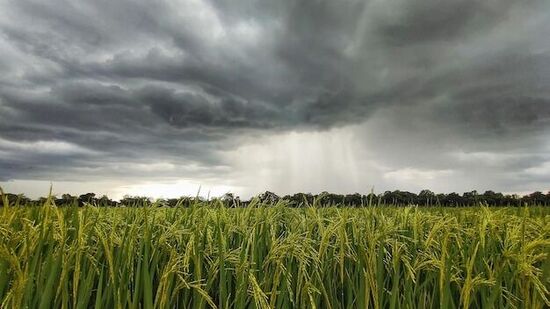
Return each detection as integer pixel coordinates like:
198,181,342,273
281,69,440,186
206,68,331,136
114,180,237,200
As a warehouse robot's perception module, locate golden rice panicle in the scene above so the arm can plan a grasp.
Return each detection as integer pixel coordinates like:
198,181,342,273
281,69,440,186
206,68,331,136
0,202,548,308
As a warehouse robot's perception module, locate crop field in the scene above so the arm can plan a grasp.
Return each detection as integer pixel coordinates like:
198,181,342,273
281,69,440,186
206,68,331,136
0,202,549,308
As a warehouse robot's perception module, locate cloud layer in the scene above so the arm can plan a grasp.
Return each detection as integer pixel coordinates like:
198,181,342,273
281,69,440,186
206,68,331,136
1,0,549,197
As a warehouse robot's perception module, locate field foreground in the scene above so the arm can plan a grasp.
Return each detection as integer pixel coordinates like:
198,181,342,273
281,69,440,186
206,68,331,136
0,204,549,308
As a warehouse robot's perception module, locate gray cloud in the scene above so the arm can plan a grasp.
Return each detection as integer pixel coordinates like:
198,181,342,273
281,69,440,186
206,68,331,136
0,0,549,196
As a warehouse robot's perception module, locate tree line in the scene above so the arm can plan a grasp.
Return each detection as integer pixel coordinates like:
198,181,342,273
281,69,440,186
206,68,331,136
1,189,550,207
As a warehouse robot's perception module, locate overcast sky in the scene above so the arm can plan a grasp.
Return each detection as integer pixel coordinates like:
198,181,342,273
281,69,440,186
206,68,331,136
1,0,549,199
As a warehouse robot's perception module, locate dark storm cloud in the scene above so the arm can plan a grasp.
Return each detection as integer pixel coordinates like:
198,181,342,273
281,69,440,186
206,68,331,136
372,0,520,46
0,0,549,193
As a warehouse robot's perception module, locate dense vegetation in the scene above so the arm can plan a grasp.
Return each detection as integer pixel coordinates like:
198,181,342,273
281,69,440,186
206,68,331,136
0,198,549,308
2,189,550,208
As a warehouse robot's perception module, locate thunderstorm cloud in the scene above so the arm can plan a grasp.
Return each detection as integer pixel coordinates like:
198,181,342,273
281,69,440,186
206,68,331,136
0,0,549,198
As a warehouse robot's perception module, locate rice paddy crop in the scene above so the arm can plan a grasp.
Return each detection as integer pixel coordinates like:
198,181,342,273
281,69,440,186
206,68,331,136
0,200,549,308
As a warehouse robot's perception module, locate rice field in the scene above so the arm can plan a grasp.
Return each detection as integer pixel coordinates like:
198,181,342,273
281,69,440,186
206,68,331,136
0,201,549,308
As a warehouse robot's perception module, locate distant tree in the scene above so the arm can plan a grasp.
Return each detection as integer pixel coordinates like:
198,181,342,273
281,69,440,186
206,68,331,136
1,193,30,206
36,197,49,205
258,191,280,205
365,193,377,207
17,194,31,206
525,191,546,205
317,192,329,206
62,194,75,201
401,191,417,205
392,191,403,204
382,191,394,204
163,198,178,207
318,192,345,206
481,191,504,206
445,192,462,207
3,189,550,208
55,194,77,206
120,196,151,207
162,197,195,207
97,195,116,207
222,193,239,207
78,193,97,206
436,193,446,206
286,193,313,207
501,194,519,206
344,193,362,207
462,191,478,206
418,190,435,206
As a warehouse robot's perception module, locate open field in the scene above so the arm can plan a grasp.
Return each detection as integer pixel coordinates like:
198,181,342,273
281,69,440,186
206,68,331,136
0,202,549,308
